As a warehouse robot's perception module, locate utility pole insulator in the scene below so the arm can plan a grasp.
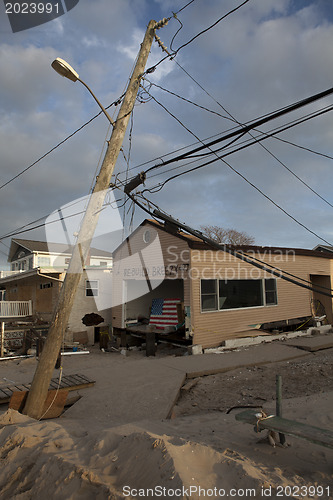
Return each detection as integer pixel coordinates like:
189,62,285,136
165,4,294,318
154,34,169,54
154,18,169,29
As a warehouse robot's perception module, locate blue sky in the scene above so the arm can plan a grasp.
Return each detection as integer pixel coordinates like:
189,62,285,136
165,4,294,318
0,0,333,267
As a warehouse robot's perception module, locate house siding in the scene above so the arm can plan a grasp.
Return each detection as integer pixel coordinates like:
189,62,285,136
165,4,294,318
110,220,333,348
4,274,63,322
190,249,332,348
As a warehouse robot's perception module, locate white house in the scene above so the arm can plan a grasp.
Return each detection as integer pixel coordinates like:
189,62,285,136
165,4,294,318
0,239,113,345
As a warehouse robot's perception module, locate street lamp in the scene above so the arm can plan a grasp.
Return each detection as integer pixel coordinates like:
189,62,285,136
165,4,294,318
51,57,115,126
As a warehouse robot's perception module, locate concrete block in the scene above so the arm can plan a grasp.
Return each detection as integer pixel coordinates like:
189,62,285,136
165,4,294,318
188,344,202,355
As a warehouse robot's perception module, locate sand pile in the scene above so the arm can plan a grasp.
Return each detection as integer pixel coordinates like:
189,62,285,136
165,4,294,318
0,405,332,500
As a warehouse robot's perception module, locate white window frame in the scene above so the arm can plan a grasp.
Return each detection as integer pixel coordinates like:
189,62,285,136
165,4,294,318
85,279,99,297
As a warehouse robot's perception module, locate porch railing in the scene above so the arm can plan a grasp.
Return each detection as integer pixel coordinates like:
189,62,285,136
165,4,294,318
0,301,32,318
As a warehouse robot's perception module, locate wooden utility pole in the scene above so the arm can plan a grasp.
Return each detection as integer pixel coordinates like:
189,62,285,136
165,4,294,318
23,19,157,419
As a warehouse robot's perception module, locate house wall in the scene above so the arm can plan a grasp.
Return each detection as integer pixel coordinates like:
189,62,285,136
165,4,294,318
111,222,333,348
67,268,113,345
112,223,190,329
4,274,63,322
90,256,112,267
190,248,332,348
11,250,112,272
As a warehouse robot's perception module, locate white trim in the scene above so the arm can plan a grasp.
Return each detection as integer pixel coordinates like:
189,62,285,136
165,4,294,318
85,279,99,297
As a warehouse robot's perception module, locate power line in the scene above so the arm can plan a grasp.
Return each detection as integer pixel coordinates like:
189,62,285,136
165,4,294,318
271,136,333,161
140,89,333,247
0,187,125,242
145,75,333,162
173,0,196,16
143,78,230,119
142,104,333,191
160,60,333,209
174,0,250,53
145,85,333,171
146,0,251,73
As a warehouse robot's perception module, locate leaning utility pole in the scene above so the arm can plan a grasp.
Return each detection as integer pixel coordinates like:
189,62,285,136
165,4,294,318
23,19,157,419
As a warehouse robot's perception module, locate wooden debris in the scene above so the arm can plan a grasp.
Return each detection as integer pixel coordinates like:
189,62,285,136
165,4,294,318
0,373,95,405
236,409,333,449
181,378,199,392
9,389,69,419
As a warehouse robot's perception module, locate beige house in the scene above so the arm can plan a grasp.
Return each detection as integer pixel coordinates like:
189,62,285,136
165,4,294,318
112,220,333,349
0,239,113,345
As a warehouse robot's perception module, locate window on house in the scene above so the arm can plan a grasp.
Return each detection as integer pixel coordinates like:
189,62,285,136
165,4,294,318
86,280,99,297
28,258,33,270
99,261,107,267
219,279,263,309
11,263,15,271
201,278,277,312
40,282,53,289
200,279,218,311
264,278,278,305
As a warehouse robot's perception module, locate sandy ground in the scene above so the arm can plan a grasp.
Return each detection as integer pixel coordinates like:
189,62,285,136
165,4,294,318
0,344,331,499
174,348,333,416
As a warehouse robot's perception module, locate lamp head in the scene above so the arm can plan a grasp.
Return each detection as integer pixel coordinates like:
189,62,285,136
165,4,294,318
51,57,79,82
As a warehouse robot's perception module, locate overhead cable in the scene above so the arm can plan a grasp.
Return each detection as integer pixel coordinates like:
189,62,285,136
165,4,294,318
138,90,333,247
146,0,251,73
141,104,333,192
0,187,124,242
146,84,333,172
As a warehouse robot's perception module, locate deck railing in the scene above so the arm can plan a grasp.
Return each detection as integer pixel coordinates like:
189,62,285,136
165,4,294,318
0,301,32,318
0,270,24,279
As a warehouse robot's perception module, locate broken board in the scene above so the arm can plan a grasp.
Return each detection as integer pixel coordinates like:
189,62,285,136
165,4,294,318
0,373,95,405
9,389,69,419
236,409,333,449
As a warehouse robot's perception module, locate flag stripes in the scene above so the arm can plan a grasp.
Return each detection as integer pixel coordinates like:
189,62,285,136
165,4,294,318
149,298,181,329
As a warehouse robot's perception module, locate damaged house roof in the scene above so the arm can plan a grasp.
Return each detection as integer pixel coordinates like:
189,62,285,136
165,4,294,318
113,219,333,260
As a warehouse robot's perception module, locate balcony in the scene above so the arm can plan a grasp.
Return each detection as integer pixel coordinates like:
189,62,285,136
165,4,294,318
0,270,25,279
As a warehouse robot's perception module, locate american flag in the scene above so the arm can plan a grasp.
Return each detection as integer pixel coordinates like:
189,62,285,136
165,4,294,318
149,298,181,329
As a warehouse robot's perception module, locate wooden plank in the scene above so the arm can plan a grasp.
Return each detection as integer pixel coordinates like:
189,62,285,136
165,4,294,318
9,389,69,419
8,391,28,412
235,409,333,449
0,387,12,398
48,380,60,390
58,376,76,387
72,374,92,384
0,374,95,404
66,374,86,385
13,385,29,392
